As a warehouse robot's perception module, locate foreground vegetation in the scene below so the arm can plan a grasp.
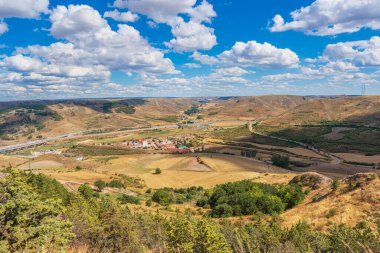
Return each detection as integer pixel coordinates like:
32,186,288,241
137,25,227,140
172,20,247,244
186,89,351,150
1,169,379,252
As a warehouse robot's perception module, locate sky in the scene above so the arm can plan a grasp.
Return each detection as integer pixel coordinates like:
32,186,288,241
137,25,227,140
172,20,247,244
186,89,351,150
0,0,380,100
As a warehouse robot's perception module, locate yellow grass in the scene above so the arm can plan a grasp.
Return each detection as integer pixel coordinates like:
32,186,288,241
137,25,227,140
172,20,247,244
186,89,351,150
27,153,297,189
281,178,380,230
0,155,27,168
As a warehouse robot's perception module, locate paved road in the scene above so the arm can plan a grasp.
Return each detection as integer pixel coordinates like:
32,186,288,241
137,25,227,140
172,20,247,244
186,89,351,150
0,120,253,154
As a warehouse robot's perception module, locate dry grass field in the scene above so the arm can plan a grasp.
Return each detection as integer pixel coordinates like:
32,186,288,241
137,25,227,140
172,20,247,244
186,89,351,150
282,175,380,230
0,154,27,168
334,153,380,164
11,152,296,188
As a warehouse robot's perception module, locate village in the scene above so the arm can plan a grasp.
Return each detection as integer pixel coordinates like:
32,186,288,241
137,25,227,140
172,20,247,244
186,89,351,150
118,135,196,153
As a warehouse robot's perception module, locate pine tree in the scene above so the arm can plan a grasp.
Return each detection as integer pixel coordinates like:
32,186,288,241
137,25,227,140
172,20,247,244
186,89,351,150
0,169,74,252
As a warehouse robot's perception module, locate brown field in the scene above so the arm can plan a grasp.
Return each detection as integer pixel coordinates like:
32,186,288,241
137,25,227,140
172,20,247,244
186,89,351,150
0,155,27,168
334,153,380,164
11,152,296,188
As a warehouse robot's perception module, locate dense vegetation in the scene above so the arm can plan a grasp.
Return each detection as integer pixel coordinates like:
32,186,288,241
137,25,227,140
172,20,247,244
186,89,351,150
1,169,379,252
152,186,204,205
271,154,290,168
102,101,136,114
184,105,200,115
197,180,305,217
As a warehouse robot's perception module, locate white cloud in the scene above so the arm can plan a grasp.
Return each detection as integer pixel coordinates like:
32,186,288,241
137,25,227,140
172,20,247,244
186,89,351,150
191,51,219,65
183,63,201,68
123,0,196,23
0,0,49,35
214,67,250,77
0,22,8,35
104,10,139,22
270,0,380,36
165,20,217,51
48,5,177,74
219,41,299,68
0,0,49,19
324,36,380,66
113,0,217,52
50,5,108,39
188,0,216,23
0,4,179,98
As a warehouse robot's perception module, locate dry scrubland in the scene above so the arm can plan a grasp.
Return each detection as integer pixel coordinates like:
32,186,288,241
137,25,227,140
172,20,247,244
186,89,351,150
282,175,380,230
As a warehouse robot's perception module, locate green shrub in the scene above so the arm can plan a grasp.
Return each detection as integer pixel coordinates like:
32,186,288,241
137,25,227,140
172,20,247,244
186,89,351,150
152,189,175,205
107,179,125,189
94,180,107,192
271,154,290,168
118,194,140,204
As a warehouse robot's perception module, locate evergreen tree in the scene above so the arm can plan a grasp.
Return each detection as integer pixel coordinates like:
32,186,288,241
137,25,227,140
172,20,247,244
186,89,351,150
0,169,74,252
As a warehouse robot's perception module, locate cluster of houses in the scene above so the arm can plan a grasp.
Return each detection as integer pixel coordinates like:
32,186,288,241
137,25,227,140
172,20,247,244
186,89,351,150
121,135,194,153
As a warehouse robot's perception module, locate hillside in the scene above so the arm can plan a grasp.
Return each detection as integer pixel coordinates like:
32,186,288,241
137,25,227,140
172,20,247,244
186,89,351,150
201,95,311,121
2,95,380,148
282,173,380,230
263,96,380,127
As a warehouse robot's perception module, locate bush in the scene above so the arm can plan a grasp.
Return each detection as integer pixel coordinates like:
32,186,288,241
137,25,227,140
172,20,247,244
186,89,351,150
118,194,140,204
107,179,125,189
154,168,162,174
94,180,107,192
78,183,98,199
196,197,209,207
326,208,337,218
211,204,234,217
331,178,340,191
145,200,152,207
271,154,290,168
152,189,175,205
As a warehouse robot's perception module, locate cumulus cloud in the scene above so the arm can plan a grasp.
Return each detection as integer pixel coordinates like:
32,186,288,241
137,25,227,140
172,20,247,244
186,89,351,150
323,36,380,66
0,0,49,35
270,0,380,36
0,22,8,35
104,10,139,22
218,41,299,68
0,4,178,98
0,0,49,19
191,51,219,65
165,20,217,52
48,5,177,74
112,0,217,52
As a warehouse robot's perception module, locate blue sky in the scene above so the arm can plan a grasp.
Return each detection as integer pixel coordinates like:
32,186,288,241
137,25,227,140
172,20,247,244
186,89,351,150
0,0,380,100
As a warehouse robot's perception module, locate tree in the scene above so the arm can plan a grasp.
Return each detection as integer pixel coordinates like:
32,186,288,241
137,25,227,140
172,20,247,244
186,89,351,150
195,219,232,253
211,204,233,217
94,180,107,192
271,154,290,168
78,183,97,199
152,189,175,205
166,215,196,253
0,169,74,252
331,178,340,191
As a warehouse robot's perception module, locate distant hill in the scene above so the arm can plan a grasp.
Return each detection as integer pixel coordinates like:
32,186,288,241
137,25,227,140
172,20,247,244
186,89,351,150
1,95,380,146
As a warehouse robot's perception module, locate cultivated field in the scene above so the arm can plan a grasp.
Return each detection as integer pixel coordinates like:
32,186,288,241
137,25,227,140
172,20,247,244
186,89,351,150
13,153,296,188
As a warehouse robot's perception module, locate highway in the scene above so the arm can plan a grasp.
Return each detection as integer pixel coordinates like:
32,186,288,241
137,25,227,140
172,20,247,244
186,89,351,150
0,120,252,154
